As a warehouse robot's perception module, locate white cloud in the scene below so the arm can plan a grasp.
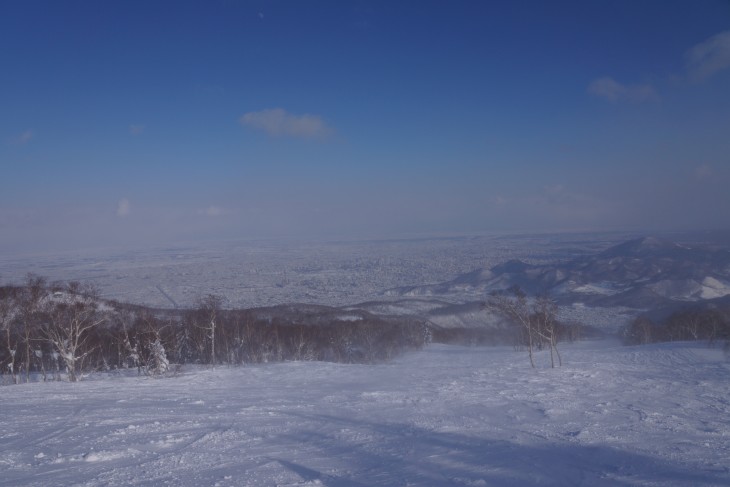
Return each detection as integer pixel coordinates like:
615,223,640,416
116,198,131,217
587,77,659,103
18,130,33,144
129,124,145,135
239,108,332,138
198,205,225,217
486,184,621,231
541,184,580,206
543,184,565,196
686,30,730,82
8,129,33,145
695,163,713,180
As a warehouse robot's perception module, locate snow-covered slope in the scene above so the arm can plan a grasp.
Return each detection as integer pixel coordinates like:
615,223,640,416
386,237,730,308
1,340,728,486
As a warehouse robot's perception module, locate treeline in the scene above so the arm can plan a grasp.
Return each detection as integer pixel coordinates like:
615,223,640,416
430,327,517,347
0,276,429,384
622,305,730,346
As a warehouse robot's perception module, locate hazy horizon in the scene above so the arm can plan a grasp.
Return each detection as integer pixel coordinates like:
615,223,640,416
2,1,729,254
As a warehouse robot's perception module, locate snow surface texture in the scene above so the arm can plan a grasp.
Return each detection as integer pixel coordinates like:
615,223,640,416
2,340,729,486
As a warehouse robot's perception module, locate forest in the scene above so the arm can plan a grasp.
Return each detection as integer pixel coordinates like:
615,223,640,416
3,273,729,384
622,305,730,346
0,275,430,383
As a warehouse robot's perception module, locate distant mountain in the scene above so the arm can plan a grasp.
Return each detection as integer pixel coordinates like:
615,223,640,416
384,237,730,308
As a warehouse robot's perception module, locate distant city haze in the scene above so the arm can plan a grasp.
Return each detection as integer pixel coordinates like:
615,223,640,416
1,1,729,253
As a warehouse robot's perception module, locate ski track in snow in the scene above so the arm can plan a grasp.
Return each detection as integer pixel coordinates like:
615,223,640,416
1,340,729,486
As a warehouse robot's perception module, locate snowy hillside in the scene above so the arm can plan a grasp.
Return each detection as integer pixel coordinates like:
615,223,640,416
2,340,729,486
387,237,730,308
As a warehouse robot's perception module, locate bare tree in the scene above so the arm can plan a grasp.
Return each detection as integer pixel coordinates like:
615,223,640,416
196,294,223,367
485,287,563,368
43,283,104,382
0,286,19,384
18,274,46,382
486,286,536,368
288,325,315,361
532,296,562,368
359,321,380,364
622,316,655,345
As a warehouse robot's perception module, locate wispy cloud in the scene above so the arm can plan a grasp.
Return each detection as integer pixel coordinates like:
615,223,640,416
197,205,226,217
536,184,619,224
129,124,145,136
587,77,659,103
542,184,568,203
492,195,506,207
239,108,332,138
695,163,713,181
486,184,620,231
116,198,131,217
8,129,33,145
686,30,730,82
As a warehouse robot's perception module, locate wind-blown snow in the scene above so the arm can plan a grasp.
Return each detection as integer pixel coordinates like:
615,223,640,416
1,340,729,486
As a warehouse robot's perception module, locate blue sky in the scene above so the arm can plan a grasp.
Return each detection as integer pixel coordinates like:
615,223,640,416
1,0,729,252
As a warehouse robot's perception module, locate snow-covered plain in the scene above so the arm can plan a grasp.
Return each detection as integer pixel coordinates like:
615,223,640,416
2,340,729,486
0,233,627,309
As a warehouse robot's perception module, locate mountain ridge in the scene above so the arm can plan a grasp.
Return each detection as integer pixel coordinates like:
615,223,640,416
384,237,730,308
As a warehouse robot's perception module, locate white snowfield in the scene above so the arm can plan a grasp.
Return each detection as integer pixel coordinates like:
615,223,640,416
2,340,729,486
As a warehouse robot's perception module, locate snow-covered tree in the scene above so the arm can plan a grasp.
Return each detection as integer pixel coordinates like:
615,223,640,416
0,287,19,384
43,284,104,382
147,338,169,376
122,324,142,373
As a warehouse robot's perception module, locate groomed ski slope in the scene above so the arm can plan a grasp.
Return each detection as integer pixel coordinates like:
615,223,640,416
1,340,729,486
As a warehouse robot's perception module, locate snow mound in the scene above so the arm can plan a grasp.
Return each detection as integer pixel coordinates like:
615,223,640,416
700,276,730,299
